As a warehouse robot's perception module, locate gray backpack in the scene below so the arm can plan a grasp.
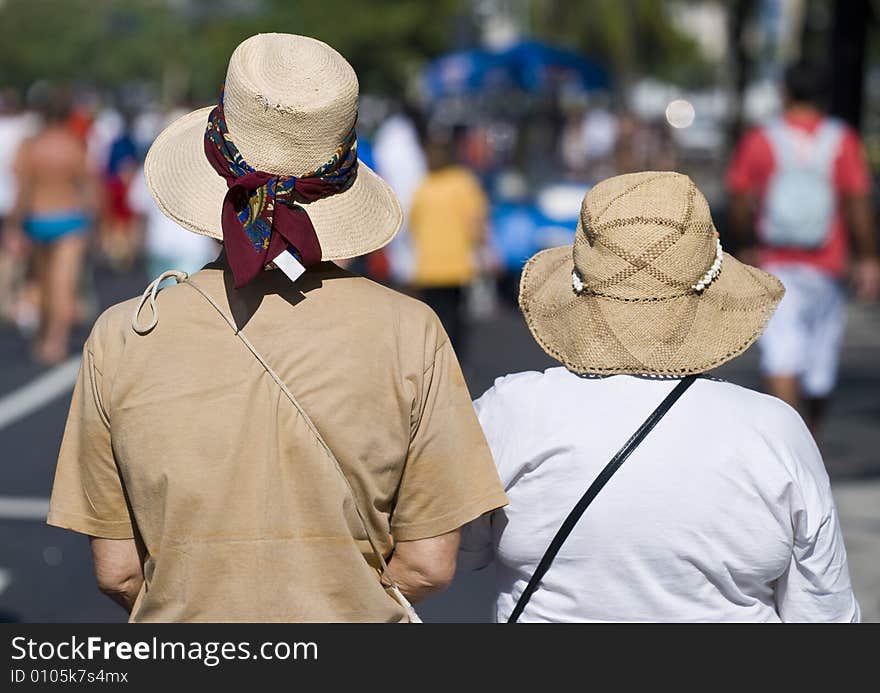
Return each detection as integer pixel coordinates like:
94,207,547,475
761,118,843,249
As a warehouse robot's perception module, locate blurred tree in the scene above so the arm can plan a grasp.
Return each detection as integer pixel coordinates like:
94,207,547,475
727,0,758,144
527,0,712,87
830,0,873,130
0,0,466,102
0,0,188,97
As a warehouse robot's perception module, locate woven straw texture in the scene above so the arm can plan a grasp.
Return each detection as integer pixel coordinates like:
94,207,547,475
519,171,785,375
144,33,402,260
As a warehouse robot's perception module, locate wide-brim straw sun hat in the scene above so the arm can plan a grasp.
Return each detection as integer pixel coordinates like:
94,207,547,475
144,33,401,261
519,171,785,375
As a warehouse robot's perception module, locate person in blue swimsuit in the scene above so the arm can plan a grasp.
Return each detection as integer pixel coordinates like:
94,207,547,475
22,211,91,244
3,93,97,364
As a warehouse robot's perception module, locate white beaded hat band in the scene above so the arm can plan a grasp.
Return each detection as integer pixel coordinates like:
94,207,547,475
571,237,724,297
519,171,785,376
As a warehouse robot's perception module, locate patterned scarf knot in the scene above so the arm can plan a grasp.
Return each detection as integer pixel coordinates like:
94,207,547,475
204,85,358,287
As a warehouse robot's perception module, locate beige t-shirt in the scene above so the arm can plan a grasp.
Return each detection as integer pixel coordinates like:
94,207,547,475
48,261,507,622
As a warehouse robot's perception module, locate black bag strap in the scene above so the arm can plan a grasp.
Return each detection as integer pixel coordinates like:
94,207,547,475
507,374,699,623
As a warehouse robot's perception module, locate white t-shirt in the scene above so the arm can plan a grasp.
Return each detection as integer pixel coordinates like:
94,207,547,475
0,112,39,215
372,114,427,284
128,167,216,271
372,114,427,215
463,368,859,623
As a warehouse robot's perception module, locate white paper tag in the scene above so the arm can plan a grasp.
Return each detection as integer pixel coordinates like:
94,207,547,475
272,248,306,283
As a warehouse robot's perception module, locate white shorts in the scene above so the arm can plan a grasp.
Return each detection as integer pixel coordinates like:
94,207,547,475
758,264,847,398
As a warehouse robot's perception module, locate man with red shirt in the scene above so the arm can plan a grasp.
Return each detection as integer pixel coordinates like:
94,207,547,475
727,62,880,435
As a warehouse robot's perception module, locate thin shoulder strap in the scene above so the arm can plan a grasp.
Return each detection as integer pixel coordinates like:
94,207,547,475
507,374,699,623
766,117,843,173
765,118,794,167
131,272,401,590
812,118,844,175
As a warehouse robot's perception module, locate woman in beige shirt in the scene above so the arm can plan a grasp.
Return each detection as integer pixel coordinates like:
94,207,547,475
48,34,506,622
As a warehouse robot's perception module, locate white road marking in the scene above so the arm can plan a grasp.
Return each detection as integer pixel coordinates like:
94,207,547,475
0,496,49,521
0,356,80,431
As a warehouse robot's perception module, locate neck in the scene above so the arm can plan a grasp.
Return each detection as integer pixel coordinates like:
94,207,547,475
785,103,821,118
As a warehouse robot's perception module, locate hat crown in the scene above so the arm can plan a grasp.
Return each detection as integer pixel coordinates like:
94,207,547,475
222,33,359,177
573,172,717,300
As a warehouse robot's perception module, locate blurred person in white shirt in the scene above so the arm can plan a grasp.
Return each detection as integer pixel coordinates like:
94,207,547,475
128,164,217,278
372,105,427,284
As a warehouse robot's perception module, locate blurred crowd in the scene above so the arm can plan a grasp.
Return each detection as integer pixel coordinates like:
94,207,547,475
0,86,217,365
353,91,682,357
0,80,682,366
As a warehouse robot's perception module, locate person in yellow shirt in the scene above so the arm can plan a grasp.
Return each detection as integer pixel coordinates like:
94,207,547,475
409,135,488,353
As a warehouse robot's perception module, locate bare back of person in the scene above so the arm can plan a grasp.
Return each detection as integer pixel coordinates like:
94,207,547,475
10,122,96,364
18,125,91,216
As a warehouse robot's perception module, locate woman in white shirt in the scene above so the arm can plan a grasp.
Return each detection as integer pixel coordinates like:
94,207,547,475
462,171,859,623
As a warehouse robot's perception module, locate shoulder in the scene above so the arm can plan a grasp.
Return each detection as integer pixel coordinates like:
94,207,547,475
451,166,484,189
696,378,822,470
830,119,865,154
697,377,805,429
705,380,835,512
91,296,142,335
13,134,36,159
350,274,441,325
88,276,200,356
727,126,773,186
472,371,550,464
474,367,568,416
413,171,439,190
487,368,553,395
730,124,774,166
840,124,862,144
450,165,479,179
739,124,772,149
333,273,450,361
821,116,854,136
737,126,774,163
86,295,143,366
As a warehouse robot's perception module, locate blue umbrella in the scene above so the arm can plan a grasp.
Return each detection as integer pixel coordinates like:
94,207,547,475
490,201,544,272
503,40,611,93
421,49,516,99
422,41,609,100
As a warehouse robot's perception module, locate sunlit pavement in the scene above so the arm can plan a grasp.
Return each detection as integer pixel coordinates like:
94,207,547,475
1,266,878,622
833,480,880,622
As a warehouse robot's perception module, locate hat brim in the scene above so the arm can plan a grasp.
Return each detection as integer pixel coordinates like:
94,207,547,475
144,107,402,260
519,245,784,375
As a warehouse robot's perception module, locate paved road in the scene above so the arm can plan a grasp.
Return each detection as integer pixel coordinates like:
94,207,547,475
1,264,878,622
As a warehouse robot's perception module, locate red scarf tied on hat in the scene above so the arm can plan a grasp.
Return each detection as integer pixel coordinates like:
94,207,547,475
203,85,358,288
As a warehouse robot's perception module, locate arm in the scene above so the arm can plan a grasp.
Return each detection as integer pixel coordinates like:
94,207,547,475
2,139,32,257
844,194,880,302
75,138,101,219
726,129,769,265
386,334,507,601
458,510,496,571
387,529,460,603
729,191,761,266
729,191,754,246
471,181,488,246
775,506,860,623
773,406,860,622
89,537,143,613
49,331,141,611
